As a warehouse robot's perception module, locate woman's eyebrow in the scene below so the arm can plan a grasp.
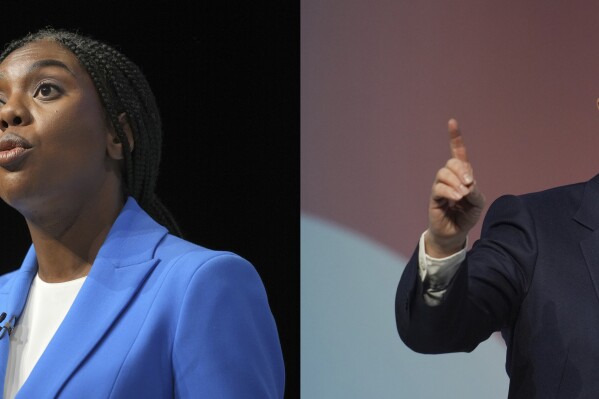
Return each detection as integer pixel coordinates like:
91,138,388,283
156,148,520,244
27,59,77,77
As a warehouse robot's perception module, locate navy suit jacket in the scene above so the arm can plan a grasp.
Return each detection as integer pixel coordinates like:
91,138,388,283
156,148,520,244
396,173,599,398
0,197,284,398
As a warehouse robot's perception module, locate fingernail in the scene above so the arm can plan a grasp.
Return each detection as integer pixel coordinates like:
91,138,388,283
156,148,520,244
463,174,473,184
452,190,462,200
459,184,469,195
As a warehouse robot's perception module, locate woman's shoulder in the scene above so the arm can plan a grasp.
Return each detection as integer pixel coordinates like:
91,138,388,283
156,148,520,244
154,233,262,285
148,234,272,318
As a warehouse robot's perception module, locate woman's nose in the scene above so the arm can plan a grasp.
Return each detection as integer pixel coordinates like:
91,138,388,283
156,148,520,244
0,97,30,130
1,115,23,129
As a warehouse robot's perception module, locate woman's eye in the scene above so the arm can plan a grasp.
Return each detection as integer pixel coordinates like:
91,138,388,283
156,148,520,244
35,83,61,99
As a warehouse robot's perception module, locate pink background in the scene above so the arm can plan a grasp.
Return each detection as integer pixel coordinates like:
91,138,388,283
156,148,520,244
302,1,599,255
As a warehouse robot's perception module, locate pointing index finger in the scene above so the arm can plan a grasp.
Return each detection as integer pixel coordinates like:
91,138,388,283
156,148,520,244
448,118,468,162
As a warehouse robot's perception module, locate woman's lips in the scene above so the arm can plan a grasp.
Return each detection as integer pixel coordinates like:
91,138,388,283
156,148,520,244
0,146,30,167
0,133,33,169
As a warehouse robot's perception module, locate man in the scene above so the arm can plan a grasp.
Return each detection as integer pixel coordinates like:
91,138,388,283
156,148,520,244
396,117,599,398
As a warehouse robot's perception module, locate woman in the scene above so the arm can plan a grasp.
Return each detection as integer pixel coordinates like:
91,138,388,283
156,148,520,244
0,29,284,398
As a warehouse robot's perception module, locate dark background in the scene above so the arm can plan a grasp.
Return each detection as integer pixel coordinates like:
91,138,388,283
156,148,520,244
2,1,299,397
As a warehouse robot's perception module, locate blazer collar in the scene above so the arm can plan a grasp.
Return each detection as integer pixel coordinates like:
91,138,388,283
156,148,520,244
572,174,599,311
0,197,168,397
573,173,599,231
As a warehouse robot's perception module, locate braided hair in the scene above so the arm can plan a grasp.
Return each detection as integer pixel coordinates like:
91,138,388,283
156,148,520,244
0,28,182,236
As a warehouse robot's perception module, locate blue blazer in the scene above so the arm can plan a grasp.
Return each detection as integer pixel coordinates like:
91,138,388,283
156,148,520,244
396,173,599,398
0,198,285,398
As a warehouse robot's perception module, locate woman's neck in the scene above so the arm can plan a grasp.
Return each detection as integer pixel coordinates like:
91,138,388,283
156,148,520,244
25,191,124,283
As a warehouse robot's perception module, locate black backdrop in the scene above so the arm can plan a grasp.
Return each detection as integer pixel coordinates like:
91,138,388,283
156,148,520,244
2,1,299,397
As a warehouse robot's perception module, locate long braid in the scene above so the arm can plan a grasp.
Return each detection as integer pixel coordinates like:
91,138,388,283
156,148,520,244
0,29,183,236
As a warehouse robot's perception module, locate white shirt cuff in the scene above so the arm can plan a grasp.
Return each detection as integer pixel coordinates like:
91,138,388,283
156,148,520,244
417,231,467,306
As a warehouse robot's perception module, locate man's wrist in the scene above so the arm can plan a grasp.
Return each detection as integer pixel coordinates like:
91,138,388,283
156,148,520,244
424,230,467,258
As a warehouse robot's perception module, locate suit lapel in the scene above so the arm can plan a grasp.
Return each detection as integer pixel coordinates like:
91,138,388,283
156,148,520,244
0,247,37,395
19,257,160,398
15,198,167,398
574,174,599,305
580,232,599,303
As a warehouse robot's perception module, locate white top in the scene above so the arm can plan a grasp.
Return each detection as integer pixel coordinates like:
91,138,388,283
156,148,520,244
3,274,86,399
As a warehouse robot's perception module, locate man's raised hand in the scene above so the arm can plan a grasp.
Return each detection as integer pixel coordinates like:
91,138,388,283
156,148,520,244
425,119,485,258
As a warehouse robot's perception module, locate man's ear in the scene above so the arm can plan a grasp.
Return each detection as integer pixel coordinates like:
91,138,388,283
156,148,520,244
106,113,135,160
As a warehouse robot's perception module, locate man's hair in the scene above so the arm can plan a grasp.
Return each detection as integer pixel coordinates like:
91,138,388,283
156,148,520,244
0,28,182,236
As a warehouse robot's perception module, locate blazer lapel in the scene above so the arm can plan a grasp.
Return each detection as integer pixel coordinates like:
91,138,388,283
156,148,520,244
16,198,168,398
580,232,599,303
574,174,599,305
0,247,37,395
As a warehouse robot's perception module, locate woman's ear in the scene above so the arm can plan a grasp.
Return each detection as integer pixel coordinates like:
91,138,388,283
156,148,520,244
106,113,135,160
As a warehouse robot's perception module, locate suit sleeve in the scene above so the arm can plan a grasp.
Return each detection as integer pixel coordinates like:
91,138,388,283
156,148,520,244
172,254,285,398
396,194,538,354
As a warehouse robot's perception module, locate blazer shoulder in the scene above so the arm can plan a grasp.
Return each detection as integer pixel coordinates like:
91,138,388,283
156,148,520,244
154,234,259,282
157,233,245,260
519,180,586,203
488,179,587,219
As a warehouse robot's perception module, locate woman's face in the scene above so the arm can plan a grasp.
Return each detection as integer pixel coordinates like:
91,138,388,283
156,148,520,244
0,40,118,216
